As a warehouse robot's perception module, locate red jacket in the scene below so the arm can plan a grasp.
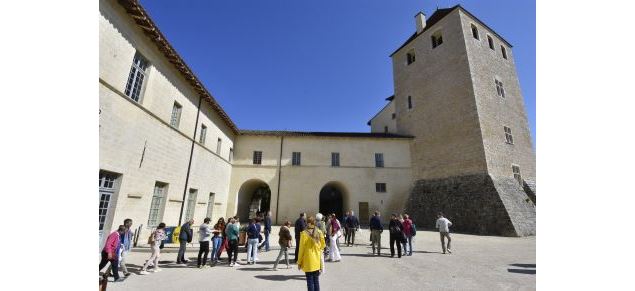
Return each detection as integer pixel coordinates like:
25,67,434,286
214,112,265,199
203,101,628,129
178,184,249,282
102,231,121,256
402,219,414,236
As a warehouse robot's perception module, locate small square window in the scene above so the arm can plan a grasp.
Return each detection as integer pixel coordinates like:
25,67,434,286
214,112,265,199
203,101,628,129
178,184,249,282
253,151,262,165
375,183,387,193
431,31,443,48
406,49,416,65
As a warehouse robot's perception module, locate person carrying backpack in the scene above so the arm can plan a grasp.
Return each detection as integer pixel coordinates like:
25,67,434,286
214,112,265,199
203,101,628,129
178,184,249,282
246,218,261,264
388,214,404,258
402,214,415,256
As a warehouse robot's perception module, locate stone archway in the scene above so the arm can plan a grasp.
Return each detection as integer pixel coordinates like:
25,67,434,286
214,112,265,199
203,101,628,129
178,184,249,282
319,181,348,220
236,179,271,222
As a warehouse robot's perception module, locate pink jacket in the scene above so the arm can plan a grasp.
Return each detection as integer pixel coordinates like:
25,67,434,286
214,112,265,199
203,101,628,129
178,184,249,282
103,231,121,256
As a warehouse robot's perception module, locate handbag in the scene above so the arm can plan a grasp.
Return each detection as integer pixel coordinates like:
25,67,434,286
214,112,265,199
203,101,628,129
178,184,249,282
147,231,155,245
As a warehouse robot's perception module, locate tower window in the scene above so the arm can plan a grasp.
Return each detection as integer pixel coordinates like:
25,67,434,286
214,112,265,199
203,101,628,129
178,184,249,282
391,113,396,120
504,126,514,144
495,79,506,98
512,165,522,185
384,126,388,133
471,24,479,40
407,96,413,110
124,52,149,102
406,49,416,65
229,148,233,162
487,35,494,50
431,31,443,48
253,151,262,165
216,138,222,154
501,46,508,59
170,101,182,128
376,183,387,193
292,152,301,166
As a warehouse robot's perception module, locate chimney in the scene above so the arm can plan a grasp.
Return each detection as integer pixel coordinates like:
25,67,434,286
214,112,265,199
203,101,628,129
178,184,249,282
415,12,426,34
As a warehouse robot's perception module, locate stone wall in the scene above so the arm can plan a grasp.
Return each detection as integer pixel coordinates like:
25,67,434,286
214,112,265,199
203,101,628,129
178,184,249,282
405,174,535,236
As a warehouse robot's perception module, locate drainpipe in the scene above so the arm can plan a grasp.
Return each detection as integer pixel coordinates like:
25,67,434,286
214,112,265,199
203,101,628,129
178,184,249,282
178,95,203,225
275,136,284,224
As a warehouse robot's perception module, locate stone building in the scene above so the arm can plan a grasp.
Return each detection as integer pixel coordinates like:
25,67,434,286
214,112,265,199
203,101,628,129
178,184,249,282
99,0,535,246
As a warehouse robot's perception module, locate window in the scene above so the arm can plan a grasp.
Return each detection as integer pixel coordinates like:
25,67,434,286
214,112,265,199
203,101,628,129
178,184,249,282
495,79,506,98
501,46,508,59
147,182,167,227
471,24,479,40
292,152,301,166
504,126,514,144
391,113,396,120
431,32,443,48
253,151,262,165
512,165,522,185
199,124,207,145
185,188,198,221
99,171,118,233
124,52,149,102
383,126,388,133
375,153,384,168
229,148,233,162
406,49,416,65
331,152,340,167
407,96,413,110
376,183,387,193
216,138,222,154
206,193,215,218
170,102,182,128
487,35,494,50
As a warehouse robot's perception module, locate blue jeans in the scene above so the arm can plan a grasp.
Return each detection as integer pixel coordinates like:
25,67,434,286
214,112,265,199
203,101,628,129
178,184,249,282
247,238,259,262
405,235,413,255
211,236,223,262
305,270,320,291
264,229,270,251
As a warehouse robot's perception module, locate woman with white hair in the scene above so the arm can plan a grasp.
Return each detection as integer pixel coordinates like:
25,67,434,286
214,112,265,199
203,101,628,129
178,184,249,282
315,213,327,273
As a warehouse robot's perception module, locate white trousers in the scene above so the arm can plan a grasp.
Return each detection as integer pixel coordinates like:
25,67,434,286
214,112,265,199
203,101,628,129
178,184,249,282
329,235,341,261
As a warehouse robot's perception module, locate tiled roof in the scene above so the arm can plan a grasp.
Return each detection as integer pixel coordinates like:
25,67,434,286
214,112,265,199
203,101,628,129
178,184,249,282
240,130,413,139
116,0,239,134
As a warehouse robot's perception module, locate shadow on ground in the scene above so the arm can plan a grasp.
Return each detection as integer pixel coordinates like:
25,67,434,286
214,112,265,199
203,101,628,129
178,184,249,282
507,263,536,275
254,274,305,281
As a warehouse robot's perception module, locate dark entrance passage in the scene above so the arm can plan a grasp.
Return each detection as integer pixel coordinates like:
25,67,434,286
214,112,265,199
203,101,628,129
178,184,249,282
319,184,344,220
237,180,271,222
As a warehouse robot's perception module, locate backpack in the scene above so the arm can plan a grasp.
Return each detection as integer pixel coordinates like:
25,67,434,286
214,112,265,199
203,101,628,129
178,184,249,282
411,223,417,237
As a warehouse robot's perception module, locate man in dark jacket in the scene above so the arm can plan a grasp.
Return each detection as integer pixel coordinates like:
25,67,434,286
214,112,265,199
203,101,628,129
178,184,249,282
261,211,272,252
345,210,360,246
293,212,306,262
176,219,194,265
369,211,383,255
388,214,404,258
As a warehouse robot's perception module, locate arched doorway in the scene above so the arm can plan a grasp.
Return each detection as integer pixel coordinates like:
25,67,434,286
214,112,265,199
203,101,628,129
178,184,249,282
319,182,347,220
236,180,271,222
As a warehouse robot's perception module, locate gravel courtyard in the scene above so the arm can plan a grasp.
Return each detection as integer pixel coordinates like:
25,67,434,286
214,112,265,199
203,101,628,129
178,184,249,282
106,228,535,291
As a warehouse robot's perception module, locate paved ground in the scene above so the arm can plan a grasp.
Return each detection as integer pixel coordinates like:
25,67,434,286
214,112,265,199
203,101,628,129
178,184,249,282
106,228,535,290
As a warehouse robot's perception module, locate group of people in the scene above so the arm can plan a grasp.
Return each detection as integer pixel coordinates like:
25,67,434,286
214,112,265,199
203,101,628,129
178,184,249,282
99,210,453,291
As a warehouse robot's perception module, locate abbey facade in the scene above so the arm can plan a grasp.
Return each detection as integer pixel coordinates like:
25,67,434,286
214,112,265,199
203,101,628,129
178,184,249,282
99,0,535,247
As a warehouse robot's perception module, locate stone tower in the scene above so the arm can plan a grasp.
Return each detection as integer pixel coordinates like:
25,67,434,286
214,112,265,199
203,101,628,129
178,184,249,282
383,5,535,236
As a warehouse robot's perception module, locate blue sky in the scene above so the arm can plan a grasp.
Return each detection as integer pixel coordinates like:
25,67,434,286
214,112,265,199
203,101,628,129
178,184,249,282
141,0,536,146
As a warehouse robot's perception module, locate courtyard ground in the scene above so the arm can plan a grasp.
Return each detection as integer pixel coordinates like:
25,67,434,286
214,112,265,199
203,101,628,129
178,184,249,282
106,228,535,291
